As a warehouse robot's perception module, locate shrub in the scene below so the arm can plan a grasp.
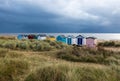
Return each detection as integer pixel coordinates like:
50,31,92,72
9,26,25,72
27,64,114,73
3,41,16,49
17,42,29,50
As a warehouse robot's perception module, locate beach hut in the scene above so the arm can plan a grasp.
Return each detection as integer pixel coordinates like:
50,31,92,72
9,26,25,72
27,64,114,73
17,35,24,40
56,35,67,43
72,37,77,45
37,34,47,40
67,35,72,45
47,35,56,41
86,37,97,47
67,35,77,45
28,34,37,39
23,35,28,39
76,35,84,45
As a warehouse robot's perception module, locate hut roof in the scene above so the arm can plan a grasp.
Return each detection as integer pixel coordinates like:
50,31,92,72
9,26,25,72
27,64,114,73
24,35,28,37
86,37,96,39
37,34,47,37
58,35,66,38
76,35,84,38
67,35,75,38
49,35,55,38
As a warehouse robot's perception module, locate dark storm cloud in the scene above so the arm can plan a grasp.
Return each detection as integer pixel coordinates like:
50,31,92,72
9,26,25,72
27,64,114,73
0,0,120,33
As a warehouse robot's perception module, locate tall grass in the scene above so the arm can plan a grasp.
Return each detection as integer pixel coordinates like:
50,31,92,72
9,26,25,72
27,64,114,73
0,59,29,81
0,38,120,81
0,39,68,51
25,65,120,81
98,41,120,47
57,46,120,65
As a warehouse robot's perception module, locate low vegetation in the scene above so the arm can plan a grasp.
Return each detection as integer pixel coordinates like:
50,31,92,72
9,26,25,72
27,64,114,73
57,46,120,65
98,41,120,47
25,65,120,81
0,39,68,51
0,38,120,81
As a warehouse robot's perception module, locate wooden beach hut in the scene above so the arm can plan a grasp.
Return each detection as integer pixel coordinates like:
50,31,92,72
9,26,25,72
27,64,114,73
23,35,28,39
86,37,97,47
17,35,24,40
76,35,84,46
67,35,77,45
37,34,47,40
17,35,26,40
56,35,67,44
28,34,37,39
47,35,56,41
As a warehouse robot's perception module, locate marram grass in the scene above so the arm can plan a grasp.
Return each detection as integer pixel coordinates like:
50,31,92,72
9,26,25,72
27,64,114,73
0,38,120,81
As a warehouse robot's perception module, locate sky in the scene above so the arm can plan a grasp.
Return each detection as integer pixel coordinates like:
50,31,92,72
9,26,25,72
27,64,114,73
0,0,120,33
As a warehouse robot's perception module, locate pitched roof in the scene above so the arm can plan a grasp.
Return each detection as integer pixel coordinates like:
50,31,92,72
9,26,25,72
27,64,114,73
49,35,55,38
58,35,66,38
67,35,75,38
86,37,96,39
37,34,47,37
76,35,84,38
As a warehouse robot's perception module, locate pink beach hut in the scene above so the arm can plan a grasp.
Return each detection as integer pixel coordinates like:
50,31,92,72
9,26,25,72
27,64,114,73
86,37,97,47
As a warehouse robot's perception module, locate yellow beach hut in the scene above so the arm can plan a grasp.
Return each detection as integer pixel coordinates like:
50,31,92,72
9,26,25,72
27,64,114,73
47,35,56,41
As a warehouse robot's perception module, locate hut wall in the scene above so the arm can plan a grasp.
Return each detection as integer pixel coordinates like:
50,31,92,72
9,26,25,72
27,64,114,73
83,38,86,45
67,38,72,45
72,38,77,45
37,36,41,40
41,37,47,40
86,39,96,47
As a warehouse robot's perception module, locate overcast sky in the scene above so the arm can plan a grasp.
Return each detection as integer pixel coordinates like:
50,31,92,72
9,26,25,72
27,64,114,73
0,0,120,33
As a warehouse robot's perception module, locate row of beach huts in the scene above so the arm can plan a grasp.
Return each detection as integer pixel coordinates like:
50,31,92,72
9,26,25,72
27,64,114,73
17,34,97,47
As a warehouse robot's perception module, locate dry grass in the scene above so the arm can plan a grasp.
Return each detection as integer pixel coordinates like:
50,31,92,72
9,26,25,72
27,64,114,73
0,38,120,81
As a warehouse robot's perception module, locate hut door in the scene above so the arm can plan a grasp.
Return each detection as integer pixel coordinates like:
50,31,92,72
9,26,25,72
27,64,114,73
78,38,82,45
67,38,72,45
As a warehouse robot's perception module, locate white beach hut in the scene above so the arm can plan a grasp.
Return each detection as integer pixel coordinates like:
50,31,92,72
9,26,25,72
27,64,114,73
37,34,47,40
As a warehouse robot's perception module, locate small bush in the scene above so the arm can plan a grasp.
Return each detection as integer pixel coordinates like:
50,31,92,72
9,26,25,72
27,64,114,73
3,41,16,49
17,42,29,50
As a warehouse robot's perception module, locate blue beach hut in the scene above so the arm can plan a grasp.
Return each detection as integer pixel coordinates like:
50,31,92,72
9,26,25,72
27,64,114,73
76,35,84,45
67,35,75,45
56,35,67,43
17,35,24,40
